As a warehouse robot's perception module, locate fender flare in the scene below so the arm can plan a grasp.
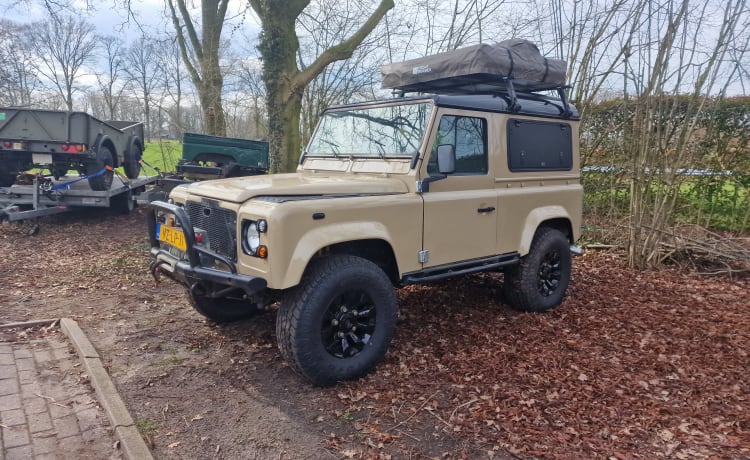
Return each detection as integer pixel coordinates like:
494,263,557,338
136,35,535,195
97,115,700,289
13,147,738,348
92,134,118,167
518,206,574,256
279,222,395,288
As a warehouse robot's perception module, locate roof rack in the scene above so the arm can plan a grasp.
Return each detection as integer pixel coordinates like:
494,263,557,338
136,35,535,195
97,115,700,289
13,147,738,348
393,76,573,119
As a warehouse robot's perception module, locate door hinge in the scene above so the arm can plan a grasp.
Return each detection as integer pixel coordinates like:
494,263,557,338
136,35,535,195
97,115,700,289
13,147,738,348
418,250,429,264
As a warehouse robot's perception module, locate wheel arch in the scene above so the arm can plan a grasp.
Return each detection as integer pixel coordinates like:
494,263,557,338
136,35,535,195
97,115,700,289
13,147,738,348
126,135,144,156
518,206,575,256
278,224,401,289
93,134,119,167
316,239,399,284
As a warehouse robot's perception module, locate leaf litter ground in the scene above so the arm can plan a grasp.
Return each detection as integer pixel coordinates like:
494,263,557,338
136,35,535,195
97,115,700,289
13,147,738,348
0,208,747,459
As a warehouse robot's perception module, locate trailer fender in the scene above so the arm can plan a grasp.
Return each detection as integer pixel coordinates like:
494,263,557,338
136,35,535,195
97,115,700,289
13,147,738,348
93,134,118,168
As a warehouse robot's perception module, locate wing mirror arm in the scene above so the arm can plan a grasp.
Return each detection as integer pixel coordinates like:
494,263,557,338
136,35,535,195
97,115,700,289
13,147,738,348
417,144,455,193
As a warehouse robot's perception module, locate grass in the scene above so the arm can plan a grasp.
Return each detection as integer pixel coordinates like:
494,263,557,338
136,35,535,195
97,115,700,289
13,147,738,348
141,139,182,174
582,171,750,233
134,419,161,435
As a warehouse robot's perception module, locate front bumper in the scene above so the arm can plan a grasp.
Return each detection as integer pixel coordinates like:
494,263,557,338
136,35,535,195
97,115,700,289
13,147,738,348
147,200,267,295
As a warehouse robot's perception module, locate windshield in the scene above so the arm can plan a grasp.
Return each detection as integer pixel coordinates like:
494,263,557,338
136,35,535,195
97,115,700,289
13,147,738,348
306,102,431,158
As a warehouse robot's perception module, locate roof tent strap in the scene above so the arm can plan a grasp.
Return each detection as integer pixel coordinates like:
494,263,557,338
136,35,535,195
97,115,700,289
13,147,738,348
506,47,515,78
557,87,572,118
506,79,521,112
542,57,550,82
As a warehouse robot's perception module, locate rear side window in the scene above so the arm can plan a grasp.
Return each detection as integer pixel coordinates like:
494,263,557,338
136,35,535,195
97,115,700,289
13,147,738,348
507,119,573,171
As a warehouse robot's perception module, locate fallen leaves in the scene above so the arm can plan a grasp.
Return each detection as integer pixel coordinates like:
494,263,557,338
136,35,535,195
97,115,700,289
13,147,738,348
335,251,750,458
1,212,748,459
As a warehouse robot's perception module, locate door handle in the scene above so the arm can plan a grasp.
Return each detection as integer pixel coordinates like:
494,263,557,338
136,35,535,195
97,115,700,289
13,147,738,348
477,206,495,213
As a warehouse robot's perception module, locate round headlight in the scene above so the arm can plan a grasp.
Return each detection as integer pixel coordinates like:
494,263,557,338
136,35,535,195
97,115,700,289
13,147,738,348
245,221,260,254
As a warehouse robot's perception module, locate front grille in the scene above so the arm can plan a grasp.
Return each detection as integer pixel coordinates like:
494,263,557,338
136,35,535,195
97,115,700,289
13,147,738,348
185,200,237,261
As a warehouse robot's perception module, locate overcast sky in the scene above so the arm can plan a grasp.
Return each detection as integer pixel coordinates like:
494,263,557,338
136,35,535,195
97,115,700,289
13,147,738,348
2,0,257,45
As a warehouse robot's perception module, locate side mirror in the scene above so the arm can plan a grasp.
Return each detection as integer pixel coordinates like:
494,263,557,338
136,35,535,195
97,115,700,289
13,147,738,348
436,144,455,174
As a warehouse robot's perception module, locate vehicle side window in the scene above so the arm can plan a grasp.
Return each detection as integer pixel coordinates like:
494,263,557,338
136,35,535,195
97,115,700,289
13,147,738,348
507,119,573,171
428,115,487,175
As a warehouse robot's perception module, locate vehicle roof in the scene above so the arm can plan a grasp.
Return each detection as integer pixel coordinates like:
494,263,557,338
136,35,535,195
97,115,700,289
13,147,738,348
326,92,579,121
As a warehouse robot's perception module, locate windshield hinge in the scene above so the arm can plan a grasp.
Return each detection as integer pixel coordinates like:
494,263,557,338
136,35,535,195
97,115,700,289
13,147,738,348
418,250,429,264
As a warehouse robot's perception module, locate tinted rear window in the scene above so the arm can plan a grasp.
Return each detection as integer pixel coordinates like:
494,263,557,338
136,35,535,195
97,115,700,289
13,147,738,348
507,119,573,171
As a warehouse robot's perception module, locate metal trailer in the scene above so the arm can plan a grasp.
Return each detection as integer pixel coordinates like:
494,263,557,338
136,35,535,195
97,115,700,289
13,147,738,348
0,108,145,191
0,174,159,223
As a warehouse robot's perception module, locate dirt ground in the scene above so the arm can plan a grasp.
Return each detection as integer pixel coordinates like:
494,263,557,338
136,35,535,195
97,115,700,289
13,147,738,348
1,207,748,459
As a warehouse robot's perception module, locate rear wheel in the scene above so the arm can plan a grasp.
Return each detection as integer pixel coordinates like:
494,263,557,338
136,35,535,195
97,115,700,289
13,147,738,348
123,138,142,179
86,146,114,191
277,255,397,386
187,285,260,323
504,227,572,312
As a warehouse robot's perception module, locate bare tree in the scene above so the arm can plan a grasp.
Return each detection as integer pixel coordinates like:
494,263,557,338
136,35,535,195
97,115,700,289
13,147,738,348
124,35,162,138
156,36,189,139
230,56,268,139
167,0,229,136
295,0,391,145
249,0,395,173
0,20,37,106
95,35,127,119
28,14,98,111
620,0,747,267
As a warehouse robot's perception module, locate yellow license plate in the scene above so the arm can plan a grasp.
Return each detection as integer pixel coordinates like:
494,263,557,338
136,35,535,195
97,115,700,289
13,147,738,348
158,224,187,251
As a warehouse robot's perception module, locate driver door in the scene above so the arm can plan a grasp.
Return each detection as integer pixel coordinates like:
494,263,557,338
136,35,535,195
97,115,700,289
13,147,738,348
421,111,497,268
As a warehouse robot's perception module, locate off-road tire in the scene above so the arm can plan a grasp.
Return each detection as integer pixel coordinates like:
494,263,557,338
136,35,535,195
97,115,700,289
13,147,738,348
187,287,260,323
504,227,572,312
86,146,114,191
123,138,142,179
276,255,397,387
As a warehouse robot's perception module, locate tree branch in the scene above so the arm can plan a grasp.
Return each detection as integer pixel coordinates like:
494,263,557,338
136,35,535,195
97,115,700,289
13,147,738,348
167,0,200,86
293,0,393,91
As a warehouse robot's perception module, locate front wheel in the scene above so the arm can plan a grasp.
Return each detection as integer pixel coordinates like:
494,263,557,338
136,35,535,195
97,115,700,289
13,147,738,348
276,255,397,387
503,227,572,312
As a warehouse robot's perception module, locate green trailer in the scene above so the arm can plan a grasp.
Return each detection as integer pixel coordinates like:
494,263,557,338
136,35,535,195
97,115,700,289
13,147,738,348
0,108,144,191
176,132,269,180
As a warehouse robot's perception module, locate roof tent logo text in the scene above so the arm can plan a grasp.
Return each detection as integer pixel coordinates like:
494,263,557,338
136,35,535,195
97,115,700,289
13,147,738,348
412,65,432,75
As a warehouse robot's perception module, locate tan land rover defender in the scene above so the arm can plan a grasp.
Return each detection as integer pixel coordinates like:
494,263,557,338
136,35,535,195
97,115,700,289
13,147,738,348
147,40,583,386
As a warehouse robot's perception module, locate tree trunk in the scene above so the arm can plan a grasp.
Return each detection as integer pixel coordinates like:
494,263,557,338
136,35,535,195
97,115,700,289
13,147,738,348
167,0,228,137
252,0,393,173
199,74,226,136
267,89,302,173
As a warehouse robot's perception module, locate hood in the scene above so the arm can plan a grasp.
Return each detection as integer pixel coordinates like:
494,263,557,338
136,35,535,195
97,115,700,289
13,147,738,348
180,173,409,203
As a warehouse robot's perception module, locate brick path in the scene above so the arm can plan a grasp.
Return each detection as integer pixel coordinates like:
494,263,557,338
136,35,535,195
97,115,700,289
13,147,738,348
0,329,121,459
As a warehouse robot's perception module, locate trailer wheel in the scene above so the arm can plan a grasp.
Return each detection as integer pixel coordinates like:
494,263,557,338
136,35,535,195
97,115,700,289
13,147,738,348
123,137,142,179
86,146,114,191
111,189,135,214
